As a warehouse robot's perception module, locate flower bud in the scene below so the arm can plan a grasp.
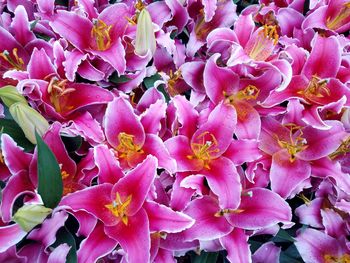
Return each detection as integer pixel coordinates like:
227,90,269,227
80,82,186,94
341,108,350,131
9,102,49,144
13,204,52,232
135,9,156,56
0,86,27,107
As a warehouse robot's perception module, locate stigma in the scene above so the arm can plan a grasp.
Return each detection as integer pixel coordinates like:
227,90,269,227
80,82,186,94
105,192,132,225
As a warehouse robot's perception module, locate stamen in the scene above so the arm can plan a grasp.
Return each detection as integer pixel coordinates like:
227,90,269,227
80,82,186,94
0,48,24,70
47,78,75,113
224,85,260,104
105,193,132,225
188,131,220,169
116,132,143,158
214,208,244,217
91,19,112,51
324,253,350,263
326,2,350,30
329,136,350,159
276,124,308,162
167,70,183,97
299,76,330,104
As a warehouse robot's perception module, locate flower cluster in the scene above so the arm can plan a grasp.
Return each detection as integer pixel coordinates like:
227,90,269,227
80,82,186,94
0,0,350,262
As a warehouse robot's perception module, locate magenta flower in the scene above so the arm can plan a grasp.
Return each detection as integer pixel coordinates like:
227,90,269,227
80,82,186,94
104,96,176,172
61,156,193,262
295,228,350,263
166,101,242,209
50,3,130,75
260,117,347,198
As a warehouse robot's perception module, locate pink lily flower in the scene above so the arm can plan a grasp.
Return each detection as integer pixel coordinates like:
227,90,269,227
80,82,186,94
61,156,194,263
295,228,350,263
50,3,131,75
165,101,242,209
204,53,284,139
259,117,347,198
180,188,292,246
186,0,237,57
263,34,350,129
17,48,113,121
104,96,176,172
303,0,350,33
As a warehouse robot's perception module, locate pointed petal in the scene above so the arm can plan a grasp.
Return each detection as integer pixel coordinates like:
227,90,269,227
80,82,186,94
89,38,126,75
191,102,237,158
204,54,239,103
27,210,68,249
144,200,194,233
302,35,341,79
227,188,292,229
182,196,233,241
297,120,347,160
171,95,199,138
50,11,92,50
104,97,145,148
60,184,115,226
234,101,261,139
1,133,32,175
165,135,203,172
1,171,34,222
104,208,150,263
220,228,252,263
113,155,157,216
202,157,241,209
224,139,262,165
47,244,70,263
11,6,35,46
141,99,167,135
94,145,124,185
27,48,56,80
270,150,311,199
77,222,118,263
252,242,281,263
0,224,27,253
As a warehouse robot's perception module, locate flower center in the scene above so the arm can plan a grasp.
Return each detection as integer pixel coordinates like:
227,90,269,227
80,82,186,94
91,19,112,51
276,124,308,162
329,136,350,159
47,77,75,113
247,25,279,60
214,208,244,217
194,9,211,41
167,70,183,97
105,192,132,225
299,76,330,104
324,254,350,263
326,2,350,31
0,48,24,70
187,131,220,169
116,132,143,158
224,85,260,103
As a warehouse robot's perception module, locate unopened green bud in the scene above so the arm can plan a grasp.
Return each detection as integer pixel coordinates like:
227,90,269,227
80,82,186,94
135,9,156,56
13,204,52,232
9,102,49,144
0,86,27,107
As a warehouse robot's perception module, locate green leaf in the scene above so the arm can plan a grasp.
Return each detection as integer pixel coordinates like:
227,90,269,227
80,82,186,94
55,0,68,6
143,73,162,89
30,19,39,31
0,119,34,151
109,72,131,84
272,229,296,243
35,131,63,209
61,135,82,152
52,227,77,263
193,251,219,263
